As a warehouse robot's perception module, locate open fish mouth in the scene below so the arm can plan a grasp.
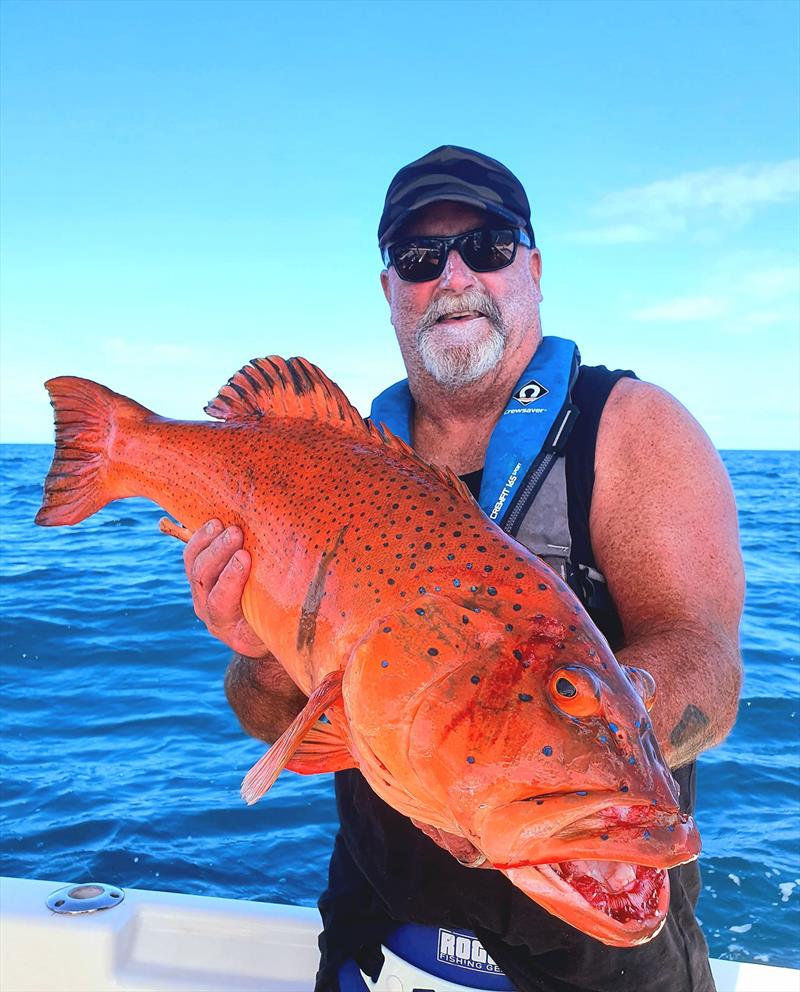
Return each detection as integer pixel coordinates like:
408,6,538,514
503,858,670,946
524,859,667,936
488,801,699,945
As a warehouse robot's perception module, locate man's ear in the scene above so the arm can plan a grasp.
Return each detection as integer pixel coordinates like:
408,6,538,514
528,248,542,283
528,248,543,303
380,268,391,305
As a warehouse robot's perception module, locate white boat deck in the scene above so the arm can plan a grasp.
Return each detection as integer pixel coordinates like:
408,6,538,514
1,877,797,992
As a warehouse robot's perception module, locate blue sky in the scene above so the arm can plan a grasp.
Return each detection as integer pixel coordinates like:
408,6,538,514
1,0,798,449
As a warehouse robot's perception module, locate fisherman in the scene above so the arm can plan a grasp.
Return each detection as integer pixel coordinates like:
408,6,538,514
184,146,744,992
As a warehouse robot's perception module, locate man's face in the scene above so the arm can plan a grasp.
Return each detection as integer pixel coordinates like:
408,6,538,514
380,201,542,391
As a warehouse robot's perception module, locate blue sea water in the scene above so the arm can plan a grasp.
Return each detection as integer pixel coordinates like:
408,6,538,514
1,445,798,970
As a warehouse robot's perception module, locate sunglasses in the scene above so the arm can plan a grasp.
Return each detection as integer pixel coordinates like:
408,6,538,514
382,227,532,283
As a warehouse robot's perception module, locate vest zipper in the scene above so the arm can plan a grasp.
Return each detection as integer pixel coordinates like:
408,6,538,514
502,450,556,535
501,407,575,537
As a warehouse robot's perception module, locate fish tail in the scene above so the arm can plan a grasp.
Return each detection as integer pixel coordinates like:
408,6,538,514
35,376,152,527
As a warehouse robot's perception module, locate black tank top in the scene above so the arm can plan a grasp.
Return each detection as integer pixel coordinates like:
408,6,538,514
315,366,712,992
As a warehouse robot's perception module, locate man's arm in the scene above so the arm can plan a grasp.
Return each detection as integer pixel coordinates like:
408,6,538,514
591,378,744,769
225,650,309,743
184,520,307,744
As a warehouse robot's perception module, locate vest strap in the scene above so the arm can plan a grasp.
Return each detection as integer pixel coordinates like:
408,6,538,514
369,337,580,532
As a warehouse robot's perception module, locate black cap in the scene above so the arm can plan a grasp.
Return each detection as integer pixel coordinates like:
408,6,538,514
378,144,534,249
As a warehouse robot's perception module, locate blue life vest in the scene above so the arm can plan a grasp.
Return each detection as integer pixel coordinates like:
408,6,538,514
369,336,580,536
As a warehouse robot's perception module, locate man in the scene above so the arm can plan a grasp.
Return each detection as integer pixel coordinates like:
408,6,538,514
184,146,743,991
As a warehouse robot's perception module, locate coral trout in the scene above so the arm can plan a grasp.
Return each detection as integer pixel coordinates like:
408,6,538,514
36,356,700,946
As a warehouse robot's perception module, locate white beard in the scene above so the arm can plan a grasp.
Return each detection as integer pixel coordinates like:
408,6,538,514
417,319,506,390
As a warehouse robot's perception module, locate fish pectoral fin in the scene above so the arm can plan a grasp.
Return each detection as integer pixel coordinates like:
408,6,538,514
240,669,344,805
285,719,356,775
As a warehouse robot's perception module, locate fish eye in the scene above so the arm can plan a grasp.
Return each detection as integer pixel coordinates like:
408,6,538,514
624,665,657,712
548,665,601,718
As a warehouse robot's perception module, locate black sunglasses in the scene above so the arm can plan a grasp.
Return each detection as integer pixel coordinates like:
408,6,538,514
382,227,532,283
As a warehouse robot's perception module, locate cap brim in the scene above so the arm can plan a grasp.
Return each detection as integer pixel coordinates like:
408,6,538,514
380,192,524,247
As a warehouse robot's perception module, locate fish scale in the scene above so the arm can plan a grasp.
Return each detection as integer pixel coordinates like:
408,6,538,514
36,354,700,947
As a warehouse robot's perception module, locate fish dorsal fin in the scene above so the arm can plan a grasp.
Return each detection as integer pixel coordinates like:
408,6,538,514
207,355,477,507
377,422,478,507
240,669,345,805
205,356,369,435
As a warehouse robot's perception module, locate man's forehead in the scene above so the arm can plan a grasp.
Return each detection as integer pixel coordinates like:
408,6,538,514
400,201,488,238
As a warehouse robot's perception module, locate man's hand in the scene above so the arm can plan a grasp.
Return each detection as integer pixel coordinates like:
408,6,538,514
184,519,268,657
411,819,491,869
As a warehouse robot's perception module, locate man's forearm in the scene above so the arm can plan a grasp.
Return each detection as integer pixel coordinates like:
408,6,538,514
616,621,742,770
224,651,308,744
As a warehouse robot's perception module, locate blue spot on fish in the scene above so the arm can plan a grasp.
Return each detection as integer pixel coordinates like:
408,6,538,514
542,746,553,756
467,756,475,764
600,834,609,841
609,723,619,734
453,579,461,587
620,785,629,793
643,830,651,840
381,660,389,668
577,791,588,796
629,756,636,765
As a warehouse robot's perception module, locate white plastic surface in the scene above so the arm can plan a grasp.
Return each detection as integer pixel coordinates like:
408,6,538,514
1,876,797,992
0,876,319,991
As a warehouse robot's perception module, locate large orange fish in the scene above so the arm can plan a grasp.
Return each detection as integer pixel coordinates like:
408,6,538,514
36,356,700,946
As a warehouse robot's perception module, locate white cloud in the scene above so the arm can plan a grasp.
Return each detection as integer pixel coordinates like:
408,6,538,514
631,296,729,321
741,266,800,299
630,261,799,328
572,160,800,244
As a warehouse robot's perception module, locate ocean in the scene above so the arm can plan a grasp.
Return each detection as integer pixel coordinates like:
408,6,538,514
1,445,798,970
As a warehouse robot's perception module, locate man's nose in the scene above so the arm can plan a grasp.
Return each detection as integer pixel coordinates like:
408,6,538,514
439,247,476,292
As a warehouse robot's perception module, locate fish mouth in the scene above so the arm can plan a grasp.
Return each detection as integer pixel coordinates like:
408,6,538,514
484,799,699,945
503,859,670,946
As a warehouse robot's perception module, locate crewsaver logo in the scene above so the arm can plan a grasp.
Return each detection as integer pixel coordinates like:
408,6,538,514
437,928,504,974
513,379,549,405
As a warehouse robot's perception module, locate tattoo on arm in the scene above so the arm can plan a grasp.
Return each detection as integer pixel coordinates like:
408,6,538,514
670,704,711,751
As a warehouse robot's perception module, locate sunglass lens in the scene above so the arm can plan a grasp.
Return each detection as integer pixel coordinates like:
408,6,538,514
393,242,445,282
461,229,516,271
